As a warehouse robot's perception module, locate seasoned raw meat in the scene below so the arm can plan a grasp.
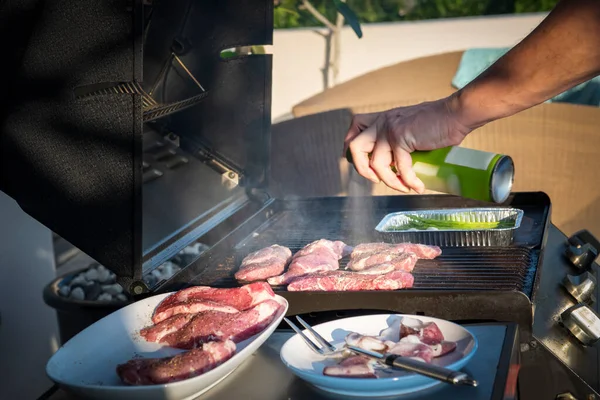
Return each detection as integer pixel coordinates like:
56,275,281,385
286,270,414,292
141,313,196,343
149,299,282,349
345,332,390,353
323,355,377,379
152,300,239,324
430,341,457,357
294,239,353,258
399,317,422,338
355,263,397,275
399,318,445,345
235,245,292,282
392,333,456,361
419,322,445,345
348,252,418,273
350,243,392,257
387,339,434,363
117,340,236,385
153,282,275,319
390,243,442,259
267,239,351,286
350,242,441,261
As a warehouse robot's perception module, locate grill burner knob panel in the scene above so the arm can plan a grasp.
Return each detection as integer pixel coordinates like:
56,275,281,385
563,271,597,304
559,303,600,346
566,230,600,271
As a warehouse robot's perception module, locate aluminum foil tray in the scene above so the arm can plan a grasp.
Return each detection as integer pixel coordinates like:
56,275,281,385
375,208,524,247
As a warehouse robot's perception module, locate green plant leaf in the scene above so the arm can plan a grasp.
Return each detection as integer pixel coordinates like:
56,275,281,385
332,0,363,38
275,7,300,17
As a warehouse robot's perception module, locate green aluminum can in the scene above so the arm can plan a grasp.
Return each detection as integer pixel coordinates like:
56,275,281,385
345,146,514,203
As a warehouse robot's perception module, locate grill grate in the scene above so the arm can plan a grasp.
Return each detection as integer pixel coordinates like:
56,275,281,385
202,246,538,295
176,195,548,299
194,210,539,296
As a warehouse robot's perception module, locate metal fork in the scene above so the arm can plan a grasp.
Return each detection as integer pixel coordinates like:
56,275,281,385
284,316,340,355
284,316,478,387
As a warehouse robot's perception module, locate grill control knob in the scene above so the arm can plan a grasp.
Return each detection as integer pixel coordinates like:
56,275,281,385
559,303,600,346
566,230,600,271
563,271,597,304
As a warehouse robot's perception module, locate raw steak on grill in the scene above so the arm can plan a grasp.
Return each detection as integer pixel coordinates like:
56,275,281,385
235,244,293,282
350,242,442,261
323,355,377,378
267,239,352,286
347,252,418,273
286,270,414,292
294,239,353,258
152,282,275,323
144,299,282,349
117,340,236,385
349,243,393,257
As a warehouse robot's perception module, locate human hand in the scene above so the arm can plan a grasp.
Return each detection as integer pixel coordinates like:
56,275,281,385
343,96,473,194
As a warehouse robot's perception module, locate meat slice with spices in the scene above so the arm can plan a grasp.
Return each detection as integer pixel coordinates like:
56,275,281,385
349,242,442,262
146,299,282,349
350,243,393,258
235,244,293,282
323,355,377,378
391,333,456,361
117,340,236,385
141,313,196,343
399,317,445,344
389,243,442,259
286,270,414,292
267,239,352,286
293,239,353,258
152,282,275,322
345,332,391,353
387,338,435,363
152,300,239,324
348,252,418,273
429,340,457,357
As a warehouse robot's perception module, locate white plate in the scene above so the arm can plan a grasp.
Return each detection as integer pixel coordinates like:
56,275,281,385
280,314,478,398
46,292,288,400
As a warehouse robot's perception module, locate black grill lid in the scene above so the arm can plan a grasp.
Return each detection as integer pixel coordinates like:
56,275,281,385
144,0,273,188
0,0,274,292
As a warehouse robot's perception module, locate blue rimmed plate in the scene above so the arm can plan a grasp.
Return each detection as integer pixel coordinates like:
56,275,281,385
280,314,478,397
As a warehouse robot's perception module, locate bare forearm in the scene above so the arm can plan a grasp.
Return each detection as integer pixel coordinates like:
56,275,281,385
454,0,600,128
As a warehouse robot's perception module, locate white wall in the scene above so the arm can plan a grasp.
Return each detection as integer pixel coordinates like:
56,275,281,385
272,13,548,122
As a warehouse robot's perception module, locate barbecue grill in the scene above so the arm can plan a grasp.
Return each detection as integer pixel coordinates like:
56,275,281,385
2,1,599,399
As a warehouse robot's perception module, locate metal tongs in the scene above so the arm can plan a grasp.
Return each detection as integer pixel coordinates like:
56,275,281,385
284,316,478,387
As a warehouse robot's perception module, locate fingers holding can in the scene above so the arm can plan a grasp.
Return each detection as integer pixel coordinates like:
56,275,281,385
392,148,425,194
343,113,379,157
347,124,380,184
370,139,410,193
385,119,425,194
